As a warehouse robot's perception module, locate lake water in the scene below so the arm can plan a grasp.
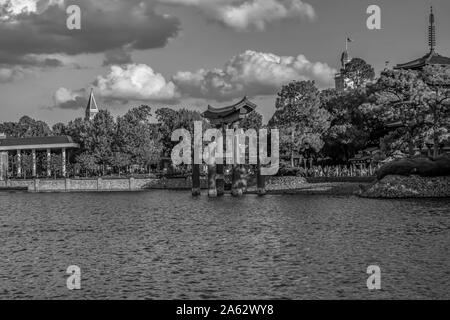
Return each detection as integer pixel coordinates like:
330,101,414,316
0,191,449,299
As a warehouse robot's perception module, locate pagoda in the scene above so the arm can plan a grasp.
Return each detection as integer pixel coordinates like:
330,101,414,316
202,96,257,126
395,7,450,70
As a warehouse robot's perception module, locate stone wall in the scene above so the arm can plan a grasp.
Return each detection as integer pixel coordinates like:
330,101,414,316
1,176,312,193
0,177,207,192
359,175,450,198
0,179,35,190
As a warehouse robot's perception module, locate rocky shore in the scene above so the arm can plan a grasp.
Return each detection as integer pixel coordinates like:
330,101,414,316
358,155,450,199
265,176,307,190
358,175,450,198
247,176,364,195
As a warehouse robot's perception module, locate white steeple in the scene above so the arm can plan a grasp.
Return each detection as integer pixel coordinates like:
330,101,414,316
85,89,99,121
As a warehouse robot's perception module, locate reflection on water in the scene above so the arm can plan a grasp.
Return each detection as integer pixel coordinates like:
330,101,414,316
0,191,449,299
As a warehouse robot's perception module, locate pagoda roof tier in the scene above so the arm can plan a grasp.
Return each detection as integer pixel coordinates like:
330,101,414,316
202,97,257,125
394,51,450,70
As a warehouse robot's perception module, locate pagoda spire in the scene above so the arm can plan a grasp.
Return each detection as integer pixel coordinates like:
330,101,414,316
428,6,436,53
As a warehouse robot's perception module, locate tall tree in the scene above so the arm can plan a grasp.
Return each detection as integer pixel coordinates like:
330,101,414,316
76,153,98,177
110,152,131,176
421,65,450,157
319,88,383,162
138,139,161,173
85,110,116,173
52,122,67,136
364,69,429,156
116,105,161,170
0,116,52,137
155,108,206,156
65,118,90,152
240,110,263,131
343,58,376,88
270,80,330,165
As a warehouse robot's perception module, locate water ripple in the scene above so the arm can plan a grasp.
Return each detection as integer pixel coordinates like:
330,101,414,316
0,192,449,299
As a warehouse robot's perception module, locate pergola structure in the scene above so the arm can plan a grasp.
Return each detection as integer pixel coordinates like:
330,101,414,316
0,136,79,180
199,97,265,197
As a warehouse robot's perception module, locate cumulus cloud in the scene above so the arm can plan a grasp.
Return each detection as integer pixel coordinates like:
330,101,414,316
172,50,335,101
158,0,315,31
53,50,334,108
54,64,179,109
53,87,87,109
0,66,25,83
93,64,179,102
0,0,180,68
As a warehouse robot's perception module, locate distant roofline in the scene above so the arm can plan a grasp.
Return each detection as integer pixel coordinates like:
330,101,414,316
0,136,79,151
202,97,257,125
395,7,450,70
394,51,450,70
206,97,257,113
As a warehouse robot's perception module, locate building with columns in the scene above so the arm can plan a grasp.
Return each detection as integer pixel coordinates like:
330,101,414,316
0,136,79,181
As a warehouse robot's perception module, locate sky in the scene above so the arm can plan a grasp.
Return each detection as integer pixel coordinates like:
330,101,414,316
0,0,449,126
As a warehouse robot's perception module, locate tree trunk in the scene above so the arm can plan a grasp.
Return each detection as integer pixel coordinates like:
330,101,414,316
408,130,414,156
433,131,439,158
433,90,439,159
291,130,295,167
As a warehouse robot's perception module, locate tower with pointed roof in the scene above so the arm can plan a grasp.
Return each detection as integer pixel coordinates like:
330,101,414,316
85,89,99,121
395,7,450,70
334,39,354,91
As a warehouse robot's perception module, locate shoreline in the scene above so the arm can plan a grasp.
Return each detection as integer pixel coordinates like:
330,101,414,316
358,175,450,199
2,178,449,199
0,176,367,196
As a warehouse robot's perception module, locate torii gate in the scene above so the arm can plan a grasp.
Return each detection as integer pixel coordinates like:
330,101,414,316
193,97,266,197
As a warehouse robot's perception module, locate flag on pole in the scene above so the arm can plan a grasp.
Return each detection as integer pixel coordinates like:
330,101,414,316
345,37,353,51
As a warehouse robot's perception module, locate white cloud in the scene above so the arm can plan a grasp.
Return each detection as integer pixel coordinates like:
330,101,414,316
158,0,315,31
52,87,86,109
0,66,25,82
0,0,37,16
53,51,334,108
53,64,180,109
0,0,63,20
172,50,335,101
54,87,81,104
93,64,179,102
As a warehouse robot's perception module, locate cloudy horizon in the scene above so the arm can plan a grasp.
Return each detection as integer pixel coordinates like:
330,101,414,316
1,0,449,125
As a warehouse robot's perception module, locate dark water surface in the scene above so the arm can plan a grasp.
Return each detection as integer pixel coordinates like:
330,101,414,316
0,191,449,299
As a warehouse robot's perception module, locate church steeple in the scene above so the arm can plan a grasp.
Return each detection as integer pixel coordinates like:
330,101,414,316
428,6,436,53
85,89,99,121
